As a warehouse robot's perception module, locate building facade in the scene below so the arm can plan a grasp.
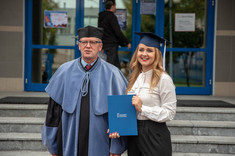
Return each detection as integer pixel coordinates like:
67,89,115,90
0,0,234,96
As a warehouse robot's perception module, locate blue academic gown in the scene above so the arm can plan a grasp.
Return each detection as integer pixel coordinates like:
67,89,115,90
41,57,128,156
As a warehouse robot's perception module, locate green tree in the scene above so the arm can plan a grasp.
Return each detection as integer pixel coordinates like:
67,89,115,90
122,0,132,41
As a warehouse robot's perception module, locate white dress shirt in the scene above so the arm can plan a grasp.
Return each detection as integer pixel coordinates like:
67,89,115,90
128,69,177,122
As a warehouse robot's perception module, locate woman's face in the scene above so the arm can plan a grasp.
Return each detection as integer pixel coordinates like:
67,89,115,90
137,43,156,72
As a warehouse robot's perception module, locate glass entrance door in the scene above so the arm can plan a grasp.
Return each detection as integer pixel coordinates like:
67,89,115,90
25,0,214,94
165,0,215,95
25,0,132,91
132,0,215,95
25,0,78,91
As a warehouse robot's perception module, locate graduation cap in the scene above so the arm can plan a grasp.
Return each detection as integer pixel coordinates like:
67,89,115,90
135,32,170,70
77,25,103,40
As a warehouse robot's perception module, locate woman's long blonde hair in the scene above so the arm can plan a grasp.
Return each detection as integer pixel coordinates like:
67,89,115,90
126,45,165,93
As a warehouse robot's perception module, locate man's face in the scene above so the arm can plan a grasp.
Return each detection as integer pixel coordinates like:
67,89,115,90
78,37,103,63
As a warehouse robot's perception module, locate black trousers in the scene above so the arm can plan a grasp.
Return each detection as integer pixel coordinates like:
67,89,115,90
128,120,172,156
104,45,121,69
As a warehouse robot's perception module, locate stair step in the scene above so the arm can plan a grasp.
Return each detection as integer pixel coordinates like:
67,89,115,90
0,151,50,156
1,104,235,121
168,120,235,128
0,133,41,140
0,104,47,117
0,151,234,156
175,107,235,121
1,103,235,154
1,133,235,154
172,153,235,156
0,133,46,151
168,120,235,136
123,151,235,156
172,135,235,154
0,117,44,133
1,117,235,136
172,135,235,144
0,117,44,124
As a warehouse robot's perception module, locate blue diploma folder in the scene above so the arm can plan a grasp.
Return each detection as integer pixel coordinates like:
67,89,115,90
108,95,138,136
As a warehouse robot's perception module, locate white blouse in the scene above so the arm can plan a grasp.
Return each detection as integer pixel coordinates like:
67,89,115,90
128,69,177,122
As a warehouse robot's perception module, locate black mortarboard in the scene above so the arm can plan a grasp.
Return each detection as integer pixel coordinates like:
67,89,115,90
77,25,103,40
135,32,170,49
135,32,170,70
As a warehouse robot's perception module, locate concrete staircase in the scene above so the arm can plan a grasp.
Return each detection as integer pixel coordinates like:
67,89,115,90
0,104,50,156
169,106,235,155
0,103,235,156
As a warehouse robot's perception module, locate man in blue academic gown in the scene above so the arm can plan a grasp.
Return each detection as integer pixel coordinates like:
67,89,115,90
41,25,128,156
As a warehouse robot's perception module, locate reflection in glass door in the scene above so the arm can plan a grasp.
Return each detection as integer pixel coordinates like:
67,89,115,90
25,0,214,93
84,0,99,27
25,0,132,91
115,0,132,64
164,0,214,94
165,0,207,87
25,0,77,91
83,0,132,67
132,0,214,94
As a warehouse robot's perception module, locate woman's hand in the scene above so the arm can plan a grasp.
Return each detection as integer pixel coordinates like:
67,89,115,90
107,129,120,139
110,153,120,156
107,129,120,156
132,94,142,112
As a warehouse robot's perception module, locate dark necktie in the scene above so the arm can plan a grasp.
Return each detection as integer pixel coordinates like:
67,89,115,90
85,64,92,70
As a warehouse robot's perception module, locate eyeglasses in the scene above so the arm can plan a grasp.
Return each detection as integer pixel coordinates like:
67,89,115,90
78,40,101,47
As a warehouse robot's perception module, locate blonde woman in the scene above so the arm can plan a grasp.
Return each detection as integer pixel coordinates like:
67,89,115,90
110,32,177,156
